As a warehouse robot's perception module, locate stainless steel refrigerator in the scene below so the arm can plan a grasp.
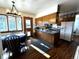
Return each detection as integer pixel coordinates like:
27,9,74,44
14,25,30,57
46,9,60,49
60,21,74,41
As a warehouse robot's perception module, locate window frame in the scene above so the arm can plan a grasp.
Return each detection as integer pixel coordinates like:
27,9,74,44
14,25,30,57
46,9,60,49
8,15,17,31
16,16,23,31
0,14,8,32
0,14,23,33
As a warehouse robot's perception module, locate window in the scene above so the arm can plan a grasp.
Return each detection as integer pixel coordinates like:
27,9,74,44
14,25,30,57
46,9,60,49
0,14,22,32
0,15,8,32
16,16,22,30
26,19,31,28
8,16,16,31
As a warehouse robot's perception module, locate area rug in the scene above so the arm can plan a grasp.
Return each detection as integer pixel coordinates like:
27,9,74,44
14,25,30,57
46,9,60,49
31,39,53,52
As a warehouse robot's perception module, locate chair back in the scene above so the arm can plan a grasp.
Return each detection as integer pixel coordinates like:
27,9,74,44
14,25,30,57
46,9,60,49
5,35,20,52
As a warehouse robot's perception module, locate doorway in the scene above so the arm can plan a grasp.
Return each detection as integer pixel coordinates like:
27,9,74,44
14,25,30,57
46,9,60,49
24,17,33,37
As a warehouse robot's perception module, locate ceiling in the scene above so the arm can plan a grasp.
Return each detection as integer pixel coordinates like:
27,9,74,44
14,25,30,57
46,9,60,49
0,0,77,15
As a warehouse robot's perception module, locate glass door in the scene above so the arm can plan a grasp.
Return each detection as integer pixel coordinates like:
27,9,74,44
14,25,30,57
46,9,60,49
24,17,33,36
26,19,31,28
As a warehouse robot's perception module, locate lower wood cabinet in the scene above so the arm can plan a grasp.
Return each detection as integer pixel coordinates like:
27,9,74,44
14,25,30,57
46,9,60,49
35,31,59,45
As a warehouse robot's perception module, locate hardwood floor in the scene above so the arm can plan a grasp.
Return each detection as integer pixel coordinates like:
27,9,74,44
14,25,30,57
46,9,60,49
48,40,77,59
10,39,78,59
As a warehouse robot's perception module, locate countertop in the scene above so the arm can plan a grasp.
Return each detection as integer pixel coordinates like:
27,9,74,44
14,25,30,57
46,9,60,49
36,29,59,35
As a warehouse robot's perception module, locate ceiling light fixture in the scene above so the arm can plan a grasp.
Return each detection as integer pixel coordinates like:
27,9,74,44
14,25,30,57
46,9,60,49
6,1,20,16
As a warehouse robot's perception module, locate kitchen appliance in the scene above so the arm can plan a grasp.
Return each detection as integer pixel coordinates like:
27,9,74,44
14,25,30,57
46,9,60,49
74,14,79,35
60,21,74,41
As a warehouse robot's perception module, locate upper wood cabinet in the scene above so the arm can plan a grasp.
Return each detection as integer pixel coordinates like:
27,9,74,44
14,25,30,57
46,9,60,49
35,13,57,25
36,17,43,26
58,4,76,22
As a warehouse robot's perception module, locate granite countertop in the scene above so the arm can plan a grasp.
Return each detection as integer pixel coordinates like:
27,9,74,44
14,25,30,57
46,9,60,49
36,29,59,35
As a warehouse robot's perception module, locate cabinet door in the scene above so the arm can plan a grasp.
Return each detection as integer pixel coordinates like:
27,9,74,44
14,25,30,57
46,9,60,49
44,33,52,43
51,35,54,44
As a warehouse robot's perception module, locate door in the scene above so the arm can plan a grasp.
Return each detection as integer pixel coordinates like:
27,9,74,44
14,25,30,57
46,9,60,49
64,22,74,41
24,17,33,36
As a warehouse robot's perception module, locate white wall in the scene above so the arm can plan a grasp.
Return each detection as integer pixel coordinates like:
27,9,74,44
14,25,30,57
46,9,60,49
0,7,36,32
0,7,35,17
35,5,58,18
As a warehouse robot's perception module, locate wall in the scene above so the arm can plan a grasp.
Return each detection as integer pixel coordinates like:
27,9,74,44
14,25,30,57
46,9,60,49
0,40,3,56
35,5,58,18
0,7,36,55
0,7,35,33
0,7,35,17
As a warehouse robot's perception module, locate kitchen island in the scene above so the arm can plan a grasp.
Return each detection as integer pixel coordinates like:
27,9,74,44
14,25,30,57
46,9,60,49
35,29,60,45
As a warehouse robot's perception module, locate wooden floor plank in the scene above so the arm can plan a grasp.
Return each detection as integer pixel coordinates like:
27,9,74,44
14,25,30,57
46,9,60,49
8,39,79,59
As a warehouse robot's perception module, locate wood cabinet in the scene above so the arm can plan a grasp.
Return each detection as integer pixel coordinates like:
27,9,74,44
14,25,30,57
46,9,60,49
58,4,75,25
35,31,59,45
35,13,57,25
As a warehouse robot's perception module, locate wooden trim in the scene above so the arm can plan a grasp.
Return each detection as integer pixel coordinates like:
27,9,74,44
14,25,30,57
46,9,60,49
20,16,23,31
24,16,33,36
0,14,23,33
7,15,9,31
15,16,17,30
36,12,57,18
